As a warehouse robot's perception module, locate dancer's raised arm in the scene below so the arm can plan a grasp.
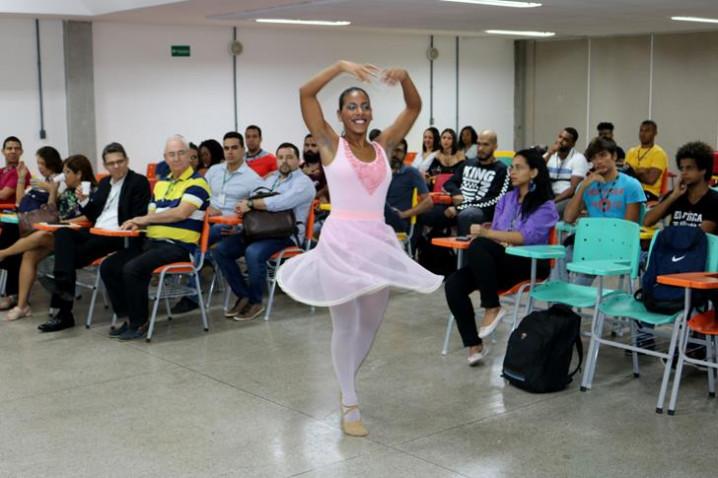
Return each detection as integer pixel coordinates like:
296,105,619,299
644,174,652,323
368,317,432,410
300,60,379,165
376,69,422,156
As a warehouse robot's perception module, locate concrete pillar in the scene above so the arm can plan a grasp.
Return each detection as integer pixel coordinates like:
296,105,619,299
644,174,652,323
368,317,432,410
63,20,97,165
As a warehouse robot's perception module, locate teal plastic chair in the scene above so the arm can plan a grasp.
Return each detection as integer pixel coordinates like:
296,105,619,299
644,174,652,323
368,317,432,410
583,232,718,413
528,218,641,311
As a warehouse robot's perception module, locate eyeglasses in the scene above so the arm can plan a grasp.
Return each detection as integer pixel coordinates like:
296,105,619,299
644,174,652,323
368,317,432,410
104,158,127,168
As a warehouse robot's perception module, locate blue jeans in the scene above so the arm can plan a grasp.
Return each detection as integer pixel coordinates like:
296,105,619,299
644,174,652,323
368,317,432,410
211,234,293,304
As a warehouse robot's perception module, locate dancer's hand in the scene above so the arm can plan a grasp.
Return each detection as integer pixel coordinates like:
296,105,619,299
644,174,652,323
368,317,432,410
381,68,408,85
339,61,380,83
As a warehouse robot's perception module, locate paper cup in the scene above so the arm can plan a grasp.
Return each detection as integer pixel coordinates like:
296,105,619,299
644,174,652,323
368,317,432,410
81,181,91,195
53,173,65,184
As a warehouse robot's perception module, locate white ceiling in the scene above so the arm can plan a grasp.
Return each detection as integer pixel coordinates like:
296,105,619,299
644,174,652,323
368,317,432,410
3,0,718,37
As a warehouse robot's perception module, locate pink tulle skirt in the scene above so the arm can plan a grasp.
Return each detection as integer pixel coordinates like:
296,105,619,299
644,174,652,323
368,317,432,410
277,214,443,307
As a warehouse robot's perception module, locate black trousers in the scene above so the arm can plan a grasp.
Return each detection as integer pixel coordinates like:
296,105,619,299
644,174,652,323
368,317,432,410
444,237,549,347
100,239,189,328
52,228,125,312
0,224,21,295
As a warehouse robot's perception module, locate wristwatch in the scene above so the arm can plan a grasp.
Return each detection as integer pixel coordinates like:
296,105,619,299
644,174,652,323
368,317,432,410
247,199,254,209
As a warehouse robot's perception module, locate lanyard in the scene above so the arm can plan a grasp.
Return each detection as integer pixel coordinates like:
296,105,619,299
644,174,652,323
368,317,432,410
597,179,617,214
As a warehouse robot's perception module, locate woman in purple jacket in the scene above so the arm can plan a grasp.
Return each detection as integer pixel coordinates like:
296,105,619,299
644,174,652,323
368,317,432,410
445,148,558,365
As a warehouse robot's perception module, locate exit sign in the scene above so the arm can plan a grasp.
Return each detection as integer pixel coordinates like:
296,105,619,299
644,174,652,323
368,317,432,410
171,45,190,57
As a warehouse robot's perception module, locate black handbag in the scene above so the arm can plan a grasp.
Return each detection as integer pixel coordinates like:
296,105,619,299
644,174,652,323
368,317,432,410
242,188,297,242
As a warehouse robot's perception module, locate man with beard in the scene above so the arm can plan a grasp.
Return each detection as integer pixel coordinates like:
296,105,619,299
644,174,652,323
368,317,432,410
544,127,588,216
302,133,329,203
442,130,510,236
212,142,315,320
384,138,432,234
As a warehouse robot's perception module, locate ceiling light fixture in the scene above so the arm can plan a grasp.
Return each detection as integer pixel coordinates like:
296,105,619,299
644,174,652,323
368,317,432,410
485,29,555,37
670,16,718,25
441,0,542,8
255,18,351,26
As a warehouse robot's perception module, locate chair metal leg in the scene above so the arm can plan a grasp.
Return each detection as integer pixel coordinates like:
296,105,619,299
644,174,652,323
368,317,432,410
510,284,529,331
630,319,640,377
707,336,716,397
667,317,691,415
656,317,682,413
441,315,454,356
264,261,278,321
85,271,102,329
111,313,118,328
147,275,164,342
581,283,605,391
193,272,209,332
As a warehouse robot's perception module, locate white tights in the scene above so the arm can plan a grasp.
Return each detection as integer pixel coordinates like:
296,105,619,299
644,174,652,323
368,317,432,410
329,288,390,419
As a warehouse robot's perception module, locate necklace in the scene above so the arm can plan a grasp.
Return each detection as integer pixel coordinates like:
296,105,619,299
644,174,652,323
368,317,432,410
597,178,618,214
636,146,653,164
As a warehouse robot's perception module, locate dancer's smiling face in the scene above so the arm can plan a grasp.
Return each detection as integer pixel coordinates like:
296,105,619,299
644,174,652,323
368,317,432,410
338,90,372,136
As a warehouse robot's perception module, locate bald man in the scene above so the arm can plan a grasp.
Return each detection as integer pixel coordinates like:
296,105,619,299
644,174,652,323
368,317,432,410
441,130,510,235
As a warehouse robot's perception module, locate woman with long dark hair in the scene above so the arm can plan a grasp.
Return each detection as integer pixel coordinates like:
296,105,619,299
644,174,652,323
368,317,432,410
198,139,223,174
412,127,441,172
444,148,558,365
458,125,478,160
278,60,442,437
427,128,465,176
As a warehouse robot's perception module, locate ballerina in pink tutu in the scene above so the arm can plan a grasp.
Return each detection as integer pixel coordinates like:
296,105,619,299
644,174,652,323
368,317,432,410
277,60,443,437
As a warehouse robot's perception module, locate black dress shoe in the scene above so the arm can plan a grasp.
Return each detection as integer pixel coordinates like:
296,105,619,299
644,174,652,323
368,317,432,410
38,315,75,332
109,321,129,338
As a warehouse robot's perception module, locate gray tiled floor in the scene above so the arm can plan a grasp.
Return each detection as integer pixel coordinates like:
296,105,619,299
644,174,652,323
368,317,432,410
1,287,716,477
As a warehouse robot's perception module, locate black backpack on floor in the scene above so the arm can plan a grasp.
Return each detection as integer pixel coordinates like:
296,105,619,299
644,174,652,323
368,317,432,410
502,305,583,393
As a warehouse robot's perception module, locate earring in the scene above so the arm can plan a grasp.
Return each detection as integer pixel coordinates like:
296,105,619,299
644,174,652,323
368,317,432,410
529,179,536,192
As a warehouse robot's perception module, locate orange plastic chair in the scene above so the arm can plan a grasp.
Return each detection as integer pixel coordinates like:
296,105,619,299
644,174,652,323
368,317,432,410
263,200,318,320
404,152,417,166
146,163,157,179
145,213,211,341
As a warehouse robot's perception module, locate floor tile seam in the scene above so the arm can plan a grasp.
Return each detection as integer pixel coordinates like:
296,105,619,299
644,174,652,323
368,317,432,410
0,368,176,406
392,389,580,449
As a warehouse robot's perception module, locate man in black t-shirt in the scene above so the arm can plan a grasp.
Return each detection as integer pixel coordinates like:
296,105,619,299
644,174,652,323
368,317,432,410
643,141,718,233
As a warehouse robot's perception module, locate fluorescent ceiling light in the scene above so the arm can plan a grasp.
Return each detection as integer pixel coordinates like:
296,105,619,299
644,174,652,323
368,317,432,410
486,29,555,37
671,16,718,25
441,0,541,8
255,18,350,26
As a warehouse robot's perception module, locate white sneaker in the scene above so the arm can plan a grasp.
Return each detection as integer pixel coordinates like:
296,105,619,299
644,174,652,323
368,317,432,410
479,308,507,339
467,344,490,366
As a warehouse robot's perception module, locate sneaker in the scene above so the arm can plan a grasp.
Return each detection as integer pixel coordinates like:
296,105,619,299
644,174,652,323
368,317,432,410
0,295,18,311
109,321,129,338
224,297,249,319
118,326,146,341
170,297,199,315
236,303,265,321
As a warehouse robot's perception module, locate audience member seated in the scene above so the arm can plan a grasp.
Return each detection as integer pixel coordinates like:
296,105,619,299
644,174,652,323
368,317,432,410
302,133,329,203
37,143,150,332
643,141,718,233
458,125,478,160
212,142,315,321
425,128,465,179
244,125,277,178
198,138,224,175
444,148,558,365
544,126,588,216
0,136,30,311
562,137,644,283
597,122,626,167
1,155,97,322
625,120,668,201
99,135,209,341
423,130,509,236
384,139,432,236
188,142,200,171
15,146,64,207
411,127,440,174
171,131,263,314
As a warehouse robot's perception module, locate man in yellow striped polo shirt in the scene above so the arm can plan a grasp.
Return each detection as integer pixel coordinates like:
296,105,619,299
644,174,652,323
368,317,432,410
100,135,210,340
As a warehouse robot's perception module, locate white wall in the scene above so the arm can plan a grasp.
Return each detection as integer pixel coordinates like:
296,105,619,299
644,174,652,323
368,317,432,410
0,18,68,173
93,22,515,172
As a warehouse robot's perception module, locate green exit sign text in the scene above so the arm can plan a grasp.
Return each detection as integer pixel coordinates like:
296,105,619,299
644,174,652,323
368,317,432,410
171,45,190,57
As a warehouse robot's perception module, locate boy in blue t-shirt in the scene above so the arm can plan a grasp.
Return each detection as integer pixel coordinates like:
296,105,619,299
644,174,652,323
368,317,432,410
564,137,645,224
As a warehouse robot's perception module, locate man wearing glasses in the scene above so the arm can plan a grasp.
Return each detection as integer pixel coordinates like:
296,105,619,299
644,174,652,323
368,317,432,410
38,142,151,332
